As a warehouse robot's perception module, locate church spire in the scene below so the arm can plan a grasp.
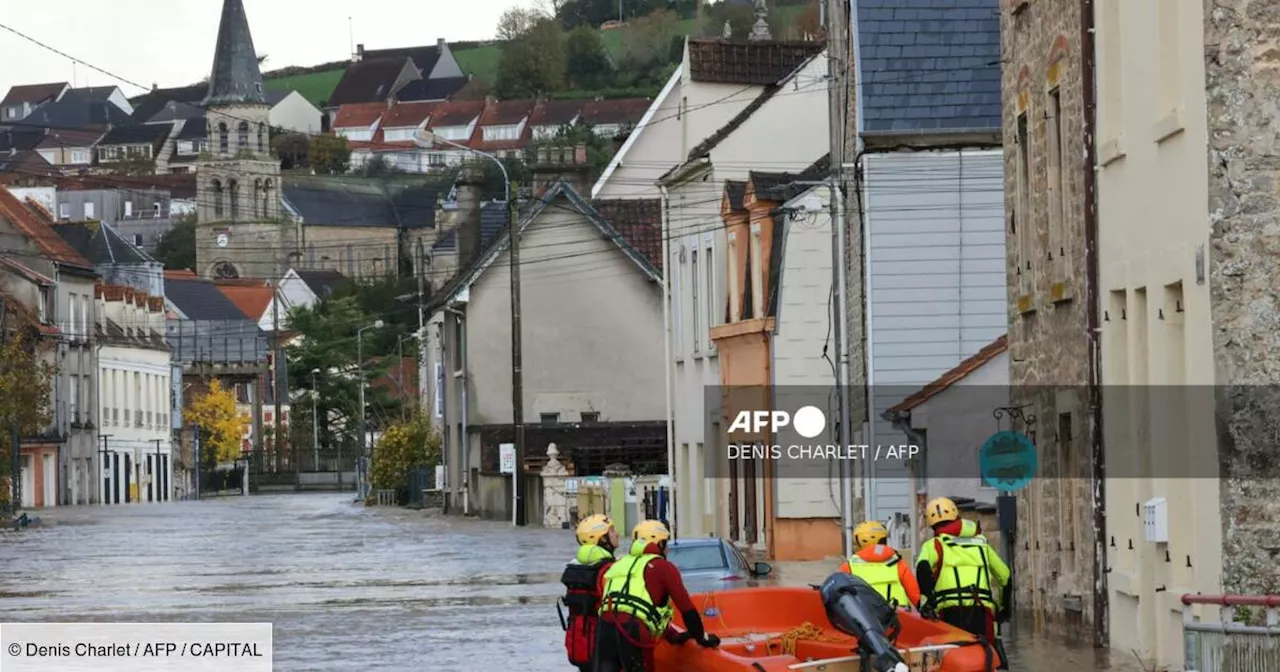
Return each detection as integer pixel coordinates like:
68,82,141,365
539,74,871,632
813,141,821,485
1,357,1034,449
203,0,267,107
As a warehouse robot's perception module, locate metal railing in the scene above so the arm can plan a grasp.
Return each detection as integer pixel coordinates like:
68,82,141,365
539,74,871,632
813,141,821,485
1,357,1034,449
1183,593,1280,672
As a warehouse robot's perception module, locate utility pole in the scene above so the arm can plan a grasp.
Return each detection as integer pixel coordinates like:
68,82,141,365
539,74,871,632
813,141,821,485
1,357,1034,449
151,438,164,503
272,278,282,473
193,425,201,501
98,434,112,505
508,185,526,526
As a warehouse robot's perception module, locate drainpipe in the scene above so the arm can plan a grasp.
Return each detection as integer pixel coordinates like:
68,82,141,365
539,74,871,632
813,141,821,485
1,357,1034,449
1081,0,1108,649
658,184,677,538
445,306,470,516
435,320,449,514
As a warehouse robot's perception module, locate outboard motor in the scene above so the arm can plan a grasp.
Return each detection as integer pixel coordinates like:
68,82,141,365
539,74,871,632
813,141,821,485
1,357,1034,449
818,573,910,672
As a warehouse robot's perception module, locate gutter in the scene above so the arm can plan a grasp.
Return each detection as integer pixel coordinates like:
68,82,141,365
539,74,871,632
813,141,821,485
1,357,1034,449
445,305,470,516
657,156,711,189
1081,0,1108,649
658,183,677,538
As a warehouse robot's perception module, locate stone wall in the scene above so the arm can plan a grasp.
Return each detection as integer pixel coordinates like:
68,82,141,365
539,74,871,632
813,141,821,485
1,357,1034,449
1203,1,1280,597
1000,0,1100,637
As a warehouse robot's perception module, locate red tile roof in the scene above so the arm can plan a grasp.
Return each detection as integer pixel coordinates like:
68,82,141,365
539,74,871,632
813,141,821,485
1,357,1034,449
35,127,104,150
529,99,584,127
479,99,535,126
1,82,67,106
887,335,1009,414
215,283,273,320
592,198,663,272
580,98,650,125
333,102,387,129
382,101,437,128
0,187,92,269
428,100,484,128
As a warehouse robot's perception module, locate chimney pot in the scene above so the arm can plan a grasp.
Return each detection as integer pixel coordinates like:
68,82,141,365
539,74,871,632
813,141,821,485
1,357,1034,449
574,143,587,164
484,94,496,106
537,146,549,164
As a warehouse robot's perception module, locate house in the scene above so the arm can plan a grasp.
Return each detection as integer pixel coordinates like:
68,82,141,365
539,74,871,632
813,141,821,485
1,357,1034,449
328,40,468,110
655,42,830,547
215,278,278,331
52,218,164,296
133,89,323,134
21,85,133,128
54,185,182,253
1,82,69,122
1001,0,1104,640
881,335,1009,529
702,163,836,561
579,97,651,139
592,37,825,200
850,0,1005,537
0,260,60,508
417,100,485,164
0,187,99,505
426,200,509,290
166,119,208,174
274,267,349,318
0,148,61,183
423,149,667,518
94,124,176,174
471,98,535,159
94,283,172,504
34,128,105,171
528,99,584,141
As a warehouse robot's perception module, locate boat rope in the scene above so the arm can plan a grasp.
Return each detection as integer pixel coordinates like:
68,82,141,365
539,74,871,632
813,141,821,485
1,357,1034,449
772,622,849,657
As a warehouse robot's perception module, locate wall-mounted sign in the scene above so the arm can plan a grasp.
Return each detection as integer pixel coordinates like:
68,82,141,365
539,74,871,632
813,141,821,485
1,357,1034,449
978,430,1037,492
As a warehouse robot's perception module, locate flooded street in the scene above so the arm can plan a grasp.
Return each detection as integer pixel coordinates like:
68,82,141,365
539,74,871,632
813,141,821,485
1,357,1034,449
1,494,1146,671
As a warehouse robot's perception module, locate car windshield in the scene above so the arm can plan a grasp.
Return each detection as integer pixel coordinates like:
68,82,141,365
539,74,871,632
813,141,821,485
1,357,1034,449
666,544,727,572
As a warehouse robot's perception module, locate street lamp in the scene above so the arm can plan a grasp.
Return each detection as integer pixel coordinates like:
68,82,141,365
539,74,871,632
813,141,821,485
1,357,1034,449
414,130,525,526
310,368,320,472
357,319,384,498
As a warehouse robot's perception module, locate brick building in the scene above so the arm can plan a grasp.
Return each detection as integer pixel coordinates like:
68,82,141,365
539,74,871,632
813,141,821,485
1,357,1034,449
1000,0,1102,642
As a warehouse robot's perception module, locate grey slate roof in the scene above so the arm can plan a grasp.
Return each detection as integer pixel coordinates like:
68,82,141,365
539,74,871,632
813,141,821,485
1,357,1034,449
431,201,508,252
175,118,208,140
99,123,171,146
395,76,469,103
293,268,348,297
856,0,1001,133
203,0,267,107
53,221,155,266
165,277,249,320
21,93,131,128
146,100,205,123
281,177,444,229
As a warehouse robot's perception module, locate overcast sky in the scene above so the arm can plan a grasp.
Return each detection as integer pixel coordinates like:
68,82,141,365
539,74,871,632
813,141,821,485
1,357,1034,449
0,0,517,98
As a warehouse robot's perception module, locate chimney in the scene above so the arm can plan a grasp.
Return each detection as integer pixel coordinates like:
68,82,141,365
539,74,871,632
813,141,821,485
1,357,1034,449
355,44,365,62
532,144,592,196
484,94,497,107
437,38,446,49
152,82,159,93
454,162,486,268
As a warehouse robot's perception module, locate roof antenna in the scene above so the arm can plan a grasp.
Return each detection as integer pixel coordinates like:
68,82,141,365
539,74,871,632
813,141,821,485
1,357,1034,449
348,17,355,60
71,60,77,88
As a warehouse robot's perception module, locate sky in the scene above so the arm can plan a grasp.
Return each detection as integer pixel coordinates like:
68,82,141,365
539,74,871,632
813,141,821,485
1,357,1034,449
0,0,521,99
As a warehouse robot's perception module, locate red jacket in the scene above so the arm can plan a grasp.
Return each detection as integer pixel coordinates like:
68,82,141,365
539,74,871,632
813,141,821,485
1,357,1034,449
598,542,696,644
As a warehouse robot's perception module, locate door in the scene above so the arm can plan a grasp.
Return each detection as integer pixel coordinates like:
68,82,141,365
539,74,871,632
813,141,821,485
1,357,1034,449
743,456,757,545
124,454,132,503
42,453,55,507
146,455,154,502
20,454,34,508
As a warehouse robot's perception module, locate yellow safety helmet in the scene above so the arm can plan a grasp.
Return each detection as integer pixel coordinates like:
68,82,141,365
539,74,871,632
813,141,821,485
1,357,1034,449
925,497,959,527
854,520,889,550
632,519,671,545
576,514,615,546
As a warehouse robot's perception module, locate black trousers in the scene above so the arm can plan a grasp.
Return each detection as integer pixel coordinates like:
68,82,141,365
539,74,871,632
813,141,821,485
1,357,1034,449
939,605,995,640
592,619,649,672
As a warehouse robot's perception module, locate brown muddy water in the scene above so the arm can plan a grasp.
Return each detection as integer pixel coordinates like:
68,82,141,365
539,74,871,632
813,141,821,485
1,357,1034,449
0,494,1148,670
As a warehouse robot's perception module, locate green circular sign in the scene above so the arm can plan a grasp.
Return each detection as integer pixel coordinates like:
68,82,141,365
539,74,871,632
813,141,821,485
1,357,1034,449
979,430,1037,491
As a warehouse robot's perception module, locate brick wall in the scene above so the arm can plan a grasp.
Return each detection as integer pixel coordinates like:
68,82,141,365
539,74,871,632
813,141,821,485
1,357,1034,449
1000,0,1100,637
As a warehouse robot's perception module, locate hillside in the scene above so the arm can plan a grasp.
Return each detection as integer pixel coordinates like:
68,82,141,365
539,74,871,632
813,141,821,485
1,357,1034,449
261,4,805,107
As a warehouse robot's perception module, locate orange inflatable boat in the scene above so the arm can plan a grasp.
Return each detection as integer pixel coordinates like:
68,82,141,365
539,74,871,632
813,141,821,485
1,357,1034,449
655,582,1004,672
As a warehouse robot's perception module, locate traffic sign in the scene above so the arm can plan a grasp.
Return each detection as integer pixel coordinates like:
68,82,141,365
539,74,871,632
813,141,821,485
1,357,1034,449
979,430,1037,492
499,443,516,474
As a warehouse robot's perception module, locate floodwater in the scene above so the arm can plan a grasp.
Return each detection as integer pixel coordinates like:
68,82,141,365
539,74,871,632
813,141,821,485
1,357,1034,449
0,494,1147,671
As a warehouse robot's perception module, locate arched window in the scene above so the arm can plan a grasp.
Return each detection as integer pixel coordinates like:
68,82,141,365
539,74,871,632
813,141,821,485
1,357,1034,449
228,179,239,220
262,179,272,218
212,179,224,218
258,124,266,153
237,122,249,151
217,122,229,154
253,179,262,218
212,262,240,279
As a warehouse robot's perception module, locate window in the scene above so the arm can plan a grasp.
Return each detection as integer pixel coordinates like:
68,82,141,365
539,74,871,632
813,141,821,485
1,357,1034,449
1015,113,1032,295
581,412,599,423
38,287,50,323
258,124,266,153
58,203,69,219
70,375,79,422
262,179,272,218
750,222,763,318
428,153,445,167
218,122,229,154
124,201,133,217
70,149,88,164
237,122,249,150
704,236,716,350
727,232,740,322
228,180,239,220
84,201,95,219
153,202,161,217
384,128,416,142
80,294,88,338
690,248,700,353
133,372,141,425
452,317,463,371
482,125,520,141
672,248,683,357
212,180,224,218
1047,88,1067,279
540,413,560,424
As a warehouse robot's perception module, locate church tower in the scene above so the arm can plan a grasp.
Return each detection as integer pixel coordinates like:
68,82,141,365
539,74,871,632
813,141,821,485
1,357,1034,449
195,0,293,281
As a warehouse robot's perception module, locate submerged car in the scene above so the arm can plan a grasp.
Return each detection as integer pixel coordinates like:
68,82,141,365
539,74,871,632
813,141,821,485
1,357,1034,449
665,537,776,593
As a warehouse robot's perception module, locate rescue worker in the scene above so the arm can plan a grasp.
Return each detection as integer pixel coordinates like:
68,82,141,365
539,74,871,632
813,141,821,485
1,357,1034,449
594,520,720,672
560,515,619,672
838,520,921,610
915,497,1012,640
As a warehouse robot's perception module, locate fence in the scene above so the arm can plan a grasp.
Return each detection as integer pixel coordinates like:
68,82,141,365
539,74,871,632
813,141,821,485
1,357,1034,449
200,467,244,494
1183,594,1280,672
167,318,267,365
641,485,669,525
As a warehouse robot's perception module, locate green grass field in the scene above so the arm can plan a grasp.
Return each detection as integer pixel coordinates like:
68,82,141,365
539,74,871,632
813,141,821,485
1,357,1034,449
262,6,803,107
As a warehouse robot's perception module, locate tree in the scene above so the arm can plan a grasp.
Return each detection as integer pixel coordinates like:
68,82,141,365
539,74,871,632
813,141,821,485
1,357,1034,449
496,6,549,41
0,305,55,509
700,0,784,40
792,0,822,40
617,9,681,79
154,213,196,271
370,412,441,501
310,133,351,175
187,379,250,467
496,18,569,99
355,155,404,177
566,26,614,90
273,132,310,170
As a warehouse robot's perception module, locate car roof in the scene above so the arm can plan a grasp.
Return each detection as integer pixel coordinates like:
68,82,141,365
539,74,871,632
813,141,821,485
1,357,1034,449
668,537,725,548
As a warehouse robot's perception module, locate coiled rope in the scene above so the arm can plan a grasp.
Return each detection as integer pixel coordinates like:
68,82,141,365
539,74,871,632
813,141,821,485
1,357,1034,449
773,622,850,657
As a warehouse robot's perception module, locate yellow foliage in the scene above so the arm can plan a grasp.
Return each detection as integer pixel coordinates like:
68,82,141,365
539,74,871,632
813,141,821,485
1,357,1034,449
371,413,441,492
187,379,250,463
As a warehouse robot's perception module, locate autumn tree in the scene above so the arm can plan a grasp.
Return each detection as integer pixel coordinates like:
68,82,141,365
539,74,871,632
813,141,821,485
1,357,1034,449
187,379,250,468
496,6,548,41
370,412,441,502
0,304,55,509
310,133,352,175
496,17,569,98
273,132,310,170
566,26,614,90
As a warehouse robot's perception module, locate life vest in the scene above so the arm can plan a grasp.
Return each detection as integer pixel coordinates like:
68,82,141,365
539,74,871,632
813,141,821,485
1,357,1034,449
921,533,998,611
599,553,674,637
847,546,911,609
559,544,613,666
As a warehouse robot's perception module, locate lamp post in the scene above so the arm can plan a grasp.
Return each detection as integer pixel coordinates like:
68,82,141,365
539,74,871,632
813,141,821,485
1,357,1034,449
311,368,320,472
357,319,383,498
414,130,524,526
